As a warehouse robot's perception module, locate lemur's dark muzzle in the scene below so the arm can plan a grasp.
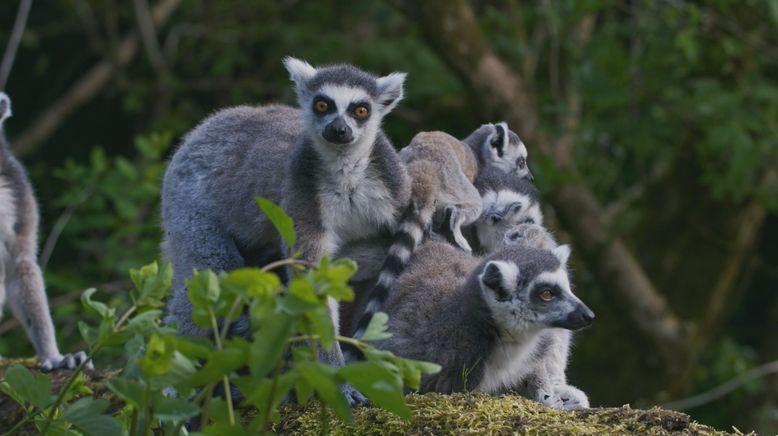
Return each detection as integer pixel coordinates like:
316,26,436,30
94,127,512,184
323,117,353,144
555,303,595,331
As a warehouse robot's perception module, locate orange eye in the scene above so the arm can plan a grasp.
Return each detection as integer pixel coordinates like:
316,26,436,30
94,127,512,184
353,106,369,118
517,157,526,168
315,100,328,113
540,289,554,302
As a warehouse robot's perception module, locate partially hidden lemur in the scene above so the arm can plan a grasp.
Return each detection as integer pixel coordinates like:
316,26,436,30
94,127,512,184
0,93,89,371
347,123,532,352
467,164,544,253
162,58,410,405
374,233,593,408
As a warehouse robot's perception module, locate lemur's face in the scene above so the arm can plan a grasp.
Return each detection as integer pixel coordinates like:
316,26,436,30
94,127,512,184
478,245,594,335
486,122,533,181
283,57,405,150
502,223,558,251
475,189,543,252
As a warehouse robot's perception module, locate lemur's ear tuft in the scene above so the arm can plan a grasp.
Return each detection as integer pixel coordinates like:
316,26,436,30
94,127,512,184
376,72,406,113
0,92,11,127
552,244,571,266
488,122,508,157
282,56,317,85
480,260,518,301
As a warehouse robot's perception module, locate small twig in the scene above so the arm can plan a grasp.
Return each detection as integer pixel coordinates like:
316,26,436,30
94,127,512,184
661,360,778,411
0,0,32,90
39,186,94,271
132,0,169,78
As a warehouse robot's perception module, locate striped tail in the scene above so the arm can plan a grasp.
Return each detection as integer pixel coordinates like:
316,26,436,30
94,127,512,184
343,202,433,361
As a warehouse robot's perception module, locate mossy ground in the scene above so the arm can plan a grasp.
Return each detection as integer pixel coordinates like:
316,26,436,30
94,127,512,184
275,392,736,435
0,359,745,435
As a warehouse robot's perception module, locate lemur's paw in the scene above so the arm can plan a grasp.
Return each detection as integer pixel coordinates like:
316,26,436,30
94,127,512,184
538,389,565,409
40,351,92,372
341,383,369,407
553,384,589,409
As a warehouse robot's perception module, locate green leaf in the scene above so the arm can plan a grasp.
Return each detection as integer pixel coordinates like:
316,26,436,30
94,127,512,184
61,397,121,436
80,288,114,318
130,261,173,308
186,269,221,307
325,258,358,283
4,364,54,409
188,343,249,386
337,361,411,420
140,334,176,376
153,397,200,423
297,362,353,423
250,312,293,376
308,306,335,351
360,312,392,341
223,268,282,297
106,378,147,408
256,196,295,248
288,277,318,303
235,372,297,423
124,309,166,335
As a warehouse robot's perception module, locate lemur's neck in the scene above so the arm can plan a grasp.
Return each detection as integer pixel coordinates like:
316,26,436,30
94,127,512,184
313,131,379,179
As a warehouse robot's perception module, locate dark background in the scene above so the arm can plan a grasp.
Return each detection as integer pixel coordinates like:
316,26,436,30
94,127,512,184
0,0,776,432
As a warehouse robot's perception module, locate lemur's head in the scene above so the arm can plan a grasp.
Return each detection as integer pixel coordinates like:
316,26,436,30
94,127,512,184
474,166,544,252
0,92,11,128
283,57,406,151
477,244,594,335
502,223,558,251
485,122,533,181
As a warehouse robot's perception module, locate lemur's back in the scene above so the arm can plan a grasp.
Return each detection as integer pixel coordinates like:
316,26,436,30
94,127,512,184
162,104,301,258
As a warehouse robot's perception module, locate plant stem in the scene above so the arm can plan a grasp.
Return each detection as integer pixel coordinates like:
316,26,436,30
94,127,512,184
262,358,285,434
209,308,235,426
1,407,44,436
142,379,153,436
39,346,102,435
115,305,138,330
218,296,245,345
260,258,314,273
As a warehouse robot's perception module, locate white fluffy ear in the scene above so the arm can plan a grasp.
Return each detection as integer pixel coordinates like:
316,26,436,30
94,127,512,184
376,72,406,113
0,92,11,126
282,56,317,85
480,260,519,300
552,244,571,266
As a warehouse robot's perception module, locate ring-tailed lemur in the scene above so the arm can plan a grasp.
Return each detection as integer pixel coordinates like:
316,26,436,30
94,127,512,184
347,125,533,358
462,122,533,181
162,58,411,405
0,93,90,372
373,238,593,409
468,164,544,253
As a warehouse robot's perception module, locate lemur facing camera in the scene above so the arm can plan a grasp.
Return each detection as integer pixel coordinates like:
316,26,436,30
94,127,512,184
347,123,532,354
161,58,411,405
0,93,89,371
373,232,593,409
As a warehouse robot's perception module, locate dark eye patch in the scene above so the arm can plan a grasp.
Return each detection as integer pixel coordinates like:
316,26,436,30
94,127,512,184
532,283,561,302
348,101,371,124
312,95,336,115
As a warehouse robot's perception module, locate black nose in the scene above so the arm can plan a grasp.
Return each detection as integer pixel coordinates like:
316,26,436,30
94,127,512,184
554,303,595,331
323,118,353,144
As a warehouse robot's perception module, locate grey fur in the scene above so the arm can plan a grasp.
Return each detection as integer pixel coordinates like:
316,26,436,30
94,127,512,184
0,93,89,371
470,165,544,253
161,58,411,405
462,122,533,180
373,240,593,409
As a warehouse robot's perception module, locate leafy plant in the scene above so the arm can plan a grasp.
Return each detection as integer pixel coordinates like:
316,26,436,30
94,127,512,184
0,198,439,435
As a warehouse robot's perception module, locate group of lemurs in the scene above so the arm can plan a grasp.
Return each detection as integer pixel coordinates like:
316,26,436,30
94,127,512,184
0,57,593,410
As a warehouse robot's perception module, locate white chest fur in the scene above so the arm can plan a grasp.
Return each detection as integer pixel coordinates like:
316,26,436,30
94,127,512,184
0,175,17,243
476,332,542,394
318,155,398,251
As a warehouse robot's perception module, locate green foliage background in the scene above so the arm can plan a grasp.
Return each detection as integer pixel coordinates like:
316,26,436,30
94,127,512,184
0,0,776,432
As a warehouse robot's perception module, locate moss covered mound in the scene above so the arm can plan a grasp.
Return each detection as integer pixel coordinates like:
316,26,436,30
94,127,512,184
276,393,733,435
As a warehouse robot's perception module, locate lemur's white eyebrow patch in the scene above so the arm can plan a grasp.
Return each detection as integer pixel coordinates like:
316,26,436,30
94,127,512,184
318,85,371,114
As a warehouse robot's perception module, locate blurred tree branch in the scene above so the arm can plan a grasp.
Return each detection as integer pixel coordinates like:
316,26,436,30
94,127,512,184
0,0,33,91
394,0,692,372
10,0,181,157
